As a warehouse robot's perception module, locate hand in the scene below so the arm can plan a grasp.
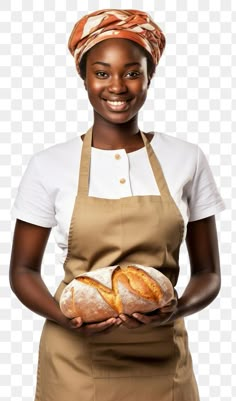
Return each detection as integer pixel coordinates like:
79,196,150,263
64,316,123,337
119,290,178,329
132,296,177,327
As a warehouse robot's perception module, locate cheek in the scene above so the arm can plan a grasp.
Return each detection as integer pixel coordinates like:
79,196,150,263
85,75,101,93
132,77,149,93
86,74,103,88
87,82,105,102
136,81,148,100
141,76,149,91
90,80,103,90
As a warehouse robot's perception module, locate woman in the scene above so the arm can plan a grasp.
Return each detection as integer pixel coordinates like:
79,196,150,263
10,9,225,401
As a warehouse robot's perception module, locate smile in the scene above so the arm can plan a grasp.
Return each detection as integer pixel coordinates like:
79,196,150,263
105,99,130,111
107,100,127,106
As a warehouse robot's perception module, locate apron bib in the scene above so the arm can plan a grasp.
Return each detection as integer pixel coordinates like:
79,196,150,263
35,127,200,401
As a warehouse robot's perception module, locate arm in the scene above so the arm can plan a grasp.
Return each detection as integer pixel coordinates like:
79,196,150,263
120,215,221,328
9,219,68,326
9,219,121,335
173,215,221,320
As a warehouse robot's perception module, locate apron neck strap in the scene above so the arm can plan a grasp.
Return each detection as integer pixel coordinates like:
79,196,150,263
77,126,93,197
77,127,171,198
140,131,171,198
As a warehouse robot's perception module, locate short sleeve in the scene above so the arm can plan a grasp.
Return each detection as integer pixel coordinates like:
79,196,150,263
11,155,57,228
187,146,225,222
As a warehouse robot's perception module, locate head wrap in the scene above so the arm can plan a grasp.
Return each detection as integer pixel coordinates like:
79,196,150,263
68,9,166,76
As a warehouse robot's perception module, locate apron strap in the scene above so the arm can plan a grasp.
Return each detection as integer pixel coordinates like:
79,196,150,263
140,131,171,199
77,127,171,199
77,126,93,197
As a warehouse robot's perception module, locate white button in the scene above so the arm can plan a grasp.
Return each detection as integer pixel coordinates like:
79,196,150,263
115,153,121,160
119,178,126,184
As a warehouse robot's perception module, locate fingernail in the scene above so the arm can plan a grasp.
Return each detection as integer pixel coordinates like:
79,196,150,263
132,313,139,318
72,318,81,328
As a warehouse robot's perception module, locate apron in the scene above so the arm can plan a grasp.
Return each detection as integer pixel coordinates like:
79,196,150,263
35,127,200,401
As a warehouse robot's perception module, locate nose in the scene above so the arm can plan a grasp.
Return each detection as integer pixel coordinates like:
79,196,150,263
108,75,128,94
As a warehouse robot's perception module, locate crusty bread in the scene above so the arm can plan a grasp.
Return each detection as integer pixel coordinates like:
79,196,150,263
59,264,174,322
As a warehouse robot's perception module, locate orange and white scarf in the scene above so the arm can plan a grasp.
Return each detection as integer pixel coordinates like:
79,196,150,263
68,9,166,75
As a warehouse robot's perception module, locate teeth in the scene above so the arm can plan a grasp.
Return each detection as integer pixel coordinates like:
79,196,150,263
107,100,126,105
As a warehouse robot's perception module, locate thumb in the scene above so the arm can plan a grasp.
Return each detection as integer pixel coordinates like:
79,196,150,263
71,316,83,328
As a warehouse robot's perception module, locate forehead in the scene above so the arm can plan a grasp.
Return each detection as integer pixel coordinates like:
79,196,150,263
86,38,147,62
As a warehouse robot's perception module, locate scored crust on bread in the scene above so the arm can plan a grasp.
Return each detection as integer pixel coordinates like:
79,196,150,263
59,264,174,321
76,273,123,314
119,265,163,301
75,265,164,314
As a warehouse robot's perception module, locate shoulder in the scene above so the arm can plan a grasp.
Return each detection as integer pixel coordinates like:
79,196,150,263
12,137,82,228
32,135,81,167
153,131,198,155
24,135,82,195
151,131,200,175
151,132,225,221
30,135,82,180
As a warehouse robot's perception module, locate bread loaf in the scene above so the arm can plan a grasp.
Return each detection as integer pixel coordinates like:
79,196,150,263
59,264,174,322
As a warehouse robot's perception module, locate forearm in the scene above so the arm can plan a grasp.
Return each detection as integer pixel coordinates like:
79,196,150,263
10,267,68,326
173,272,221,321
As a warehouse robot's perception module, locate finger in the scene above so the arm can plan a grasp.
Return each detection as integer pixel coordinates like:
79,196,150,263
89,321,122,337
134,311,175,327
89,317,117,329
160,298,177,311
132,312,160,325
163,297,177,307
158,297,177,313
83,318,119,336
159,304,176,313
172,296,178,304
70,317,83,328
119,314,142,329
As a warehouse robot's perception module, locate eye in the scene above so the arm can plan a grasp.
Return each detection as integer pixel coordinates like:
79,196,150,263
95,71,109,79
126,71,141,79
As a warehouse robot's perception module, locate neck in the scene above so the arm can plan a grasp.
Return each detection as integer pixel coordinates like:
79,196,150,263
91,113,141,150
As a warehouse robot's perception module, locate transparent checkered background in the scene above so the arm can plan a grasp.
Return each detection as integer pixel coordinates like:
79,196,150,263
1,0,235,399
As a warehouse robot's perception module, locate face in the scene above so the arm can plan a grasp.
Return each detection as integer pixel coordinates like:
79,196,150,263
84,38,150,125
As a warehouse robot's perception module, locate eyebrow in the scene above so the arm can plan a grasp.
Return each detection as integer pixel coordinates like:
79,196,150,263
91,61,141,67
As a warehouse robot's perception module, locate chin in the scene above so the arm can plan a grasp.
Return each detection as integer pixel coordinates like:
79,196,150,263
97,111,138,125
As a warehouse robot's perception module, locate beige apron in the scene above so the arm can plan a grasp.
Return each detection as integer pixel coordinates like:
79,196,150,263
35,127,200,401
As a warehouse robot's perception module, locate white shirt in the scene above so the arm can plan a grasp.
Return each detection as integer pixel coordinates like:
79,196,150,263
11,131,225,265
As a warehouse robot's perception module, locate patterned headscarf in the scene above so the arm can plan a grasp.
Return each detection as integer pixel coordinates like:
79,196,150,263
68,9,166,76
